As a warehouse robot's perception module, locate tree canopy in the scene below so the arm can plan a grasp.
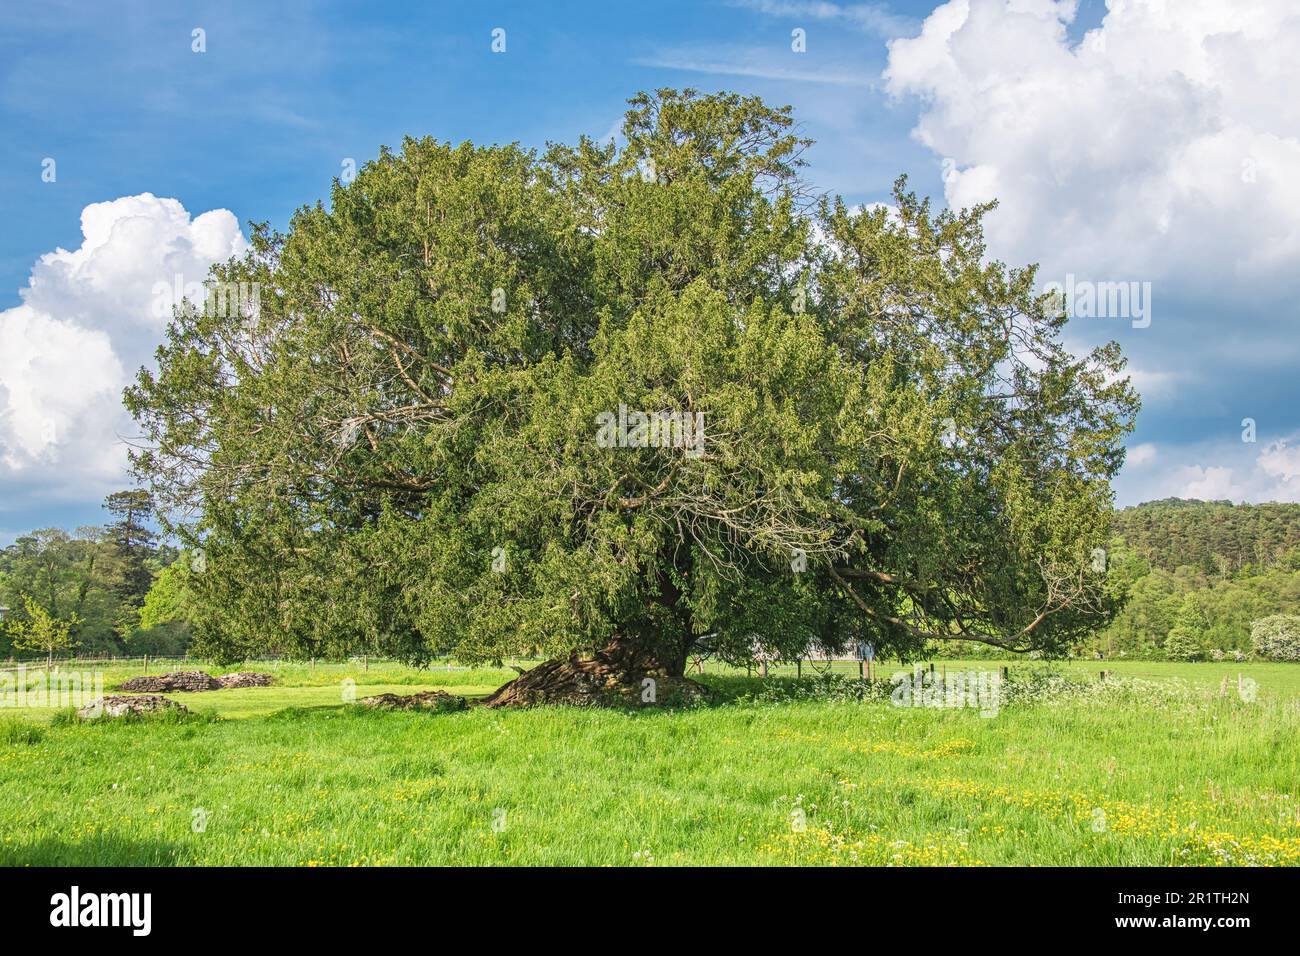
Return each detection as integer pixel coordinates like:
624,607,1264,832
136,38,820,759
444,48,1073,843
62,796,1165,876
125,88,1139,684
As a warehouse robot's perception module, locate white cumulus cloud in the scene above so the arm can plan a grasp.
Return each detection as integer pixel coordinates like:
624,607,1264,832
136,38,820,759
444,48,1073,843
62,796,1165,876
1125,442,1157,467
1258,440,1300,487
0,194,246,507
884,0,1300,290
884,0,1300,506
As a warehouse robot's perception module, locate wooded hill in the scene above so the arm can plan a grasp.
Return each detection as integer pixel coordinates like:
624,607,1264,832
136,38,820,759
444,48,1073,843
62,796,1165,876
1087,499,1300,659
1111,498,1300,575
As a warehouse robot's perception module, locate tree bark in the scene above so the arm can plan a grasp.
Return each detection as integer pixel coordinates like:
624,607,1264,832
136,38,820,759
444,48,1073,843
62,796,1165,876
479,632,707,708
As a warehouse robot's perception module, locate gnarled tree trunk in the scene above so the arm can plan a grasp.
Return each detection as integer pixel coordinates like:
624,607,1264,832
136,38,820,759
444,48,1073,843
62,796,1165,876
480,633,709,708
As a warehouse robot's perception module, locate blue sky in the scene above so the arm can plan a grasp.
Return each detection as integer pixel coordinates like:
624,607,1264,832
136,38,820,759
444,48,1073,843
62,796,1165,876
1,0,1297,542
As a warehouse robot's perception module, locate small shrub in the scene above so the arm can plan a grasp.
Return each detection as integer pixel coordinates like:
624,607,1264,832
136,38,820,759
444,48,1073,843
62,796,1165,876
0,717,43,745
1250,614,1300,662
49,708,82,727
1164,627,1204,661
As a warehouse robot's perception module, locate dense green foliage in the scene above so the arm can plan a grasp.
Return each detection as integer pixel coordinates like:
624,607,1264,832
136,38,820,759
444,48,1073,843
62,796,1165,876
1252,614,1300,662
124,89,1137,671
936,500,1300,660
0,492,185,660
1111,498,1300,574
102,489,159,608
11,496,1292,664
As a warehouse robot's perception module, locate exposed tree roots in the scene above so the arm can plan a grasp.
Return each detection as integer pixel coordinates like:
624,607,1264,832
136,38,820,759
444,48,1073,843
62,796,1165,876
479,638,711,708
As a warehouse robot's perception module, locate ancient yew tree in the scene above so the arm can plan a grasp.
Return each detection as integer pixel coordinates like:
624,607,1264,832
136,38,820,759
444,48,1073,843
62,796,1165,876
126,89,1138,704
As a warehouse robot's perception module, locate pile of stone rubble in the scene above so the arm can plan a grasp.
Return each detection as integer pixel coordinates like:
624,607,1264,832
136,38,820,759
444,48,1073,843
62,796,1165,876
79,695,189,718
117,671,221,693
357,690,468,712
114,670,276,693
215,672,275,688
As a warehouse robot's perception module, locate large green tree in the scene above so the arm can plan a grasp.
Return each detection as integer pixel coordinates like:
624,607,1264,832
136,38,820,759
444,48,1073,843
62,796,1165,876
126,89,1138,701
102,489,158,605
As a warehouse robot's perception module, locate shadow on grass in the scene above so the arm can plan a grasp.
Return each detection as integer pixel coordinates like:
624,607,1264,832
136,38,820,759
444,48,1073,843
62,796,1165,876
124,676,883,725
695,673,772,703
262,703,353,721
693,672,849,701
689,672,892,707
0,835,182,866
263,702,472,722
52,708,221,729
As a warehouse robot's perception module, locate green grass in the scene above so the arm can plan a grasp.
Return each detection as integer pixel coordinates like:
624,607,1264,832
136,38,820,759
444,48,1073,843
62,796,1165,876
0,659,515,721
1,660,1298,866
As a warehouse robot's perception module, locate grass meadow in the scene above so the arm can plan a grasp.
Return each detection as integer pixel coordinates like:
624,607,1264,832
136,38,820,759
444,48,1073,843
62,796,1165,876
1,658,1298,866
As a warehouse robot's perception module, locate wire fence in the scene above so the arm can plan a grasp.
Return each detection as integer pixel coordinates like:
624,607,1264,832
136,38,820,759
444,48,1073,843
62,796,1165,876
0,654,189,674
0,653,536,675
